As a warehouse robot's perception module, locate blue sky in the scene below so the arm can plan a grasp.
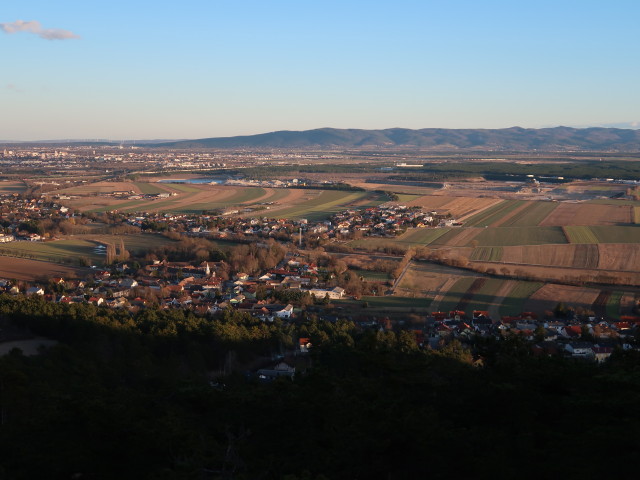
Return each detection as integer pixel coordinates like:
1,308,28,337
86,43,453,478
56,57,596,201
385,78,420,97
1,0,639,140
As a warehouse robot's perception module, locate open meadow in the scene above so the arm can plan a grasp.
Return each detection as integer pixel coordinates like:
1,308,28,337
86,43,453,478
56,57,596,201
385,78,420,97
0,233,175,267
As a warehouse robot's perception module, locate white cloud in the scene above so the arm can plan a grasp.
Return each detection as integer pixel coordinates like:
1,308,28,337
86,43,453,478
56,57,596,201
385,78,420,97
0,20,79,40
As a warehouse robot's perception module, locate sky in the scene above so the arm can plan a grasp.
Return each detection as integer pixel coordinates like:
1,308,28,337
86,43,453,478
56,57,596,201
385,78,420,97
1,0,639,141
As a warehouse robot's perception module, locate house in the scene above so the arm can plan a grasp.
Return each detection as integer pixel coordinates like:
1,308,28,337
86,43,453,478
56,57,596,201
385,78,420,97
257,362,295,381
592,346,613,363
299,337,312,353
275,304,294,319
565,341,594,358
26,286,44,296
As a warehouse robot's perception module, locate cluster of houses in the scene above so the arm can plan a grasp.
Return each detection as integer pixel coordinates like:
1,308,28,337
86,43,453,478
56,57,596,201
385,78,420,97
0,195,72,241
331,204,458,237
0,255,348,321
425,309,640,362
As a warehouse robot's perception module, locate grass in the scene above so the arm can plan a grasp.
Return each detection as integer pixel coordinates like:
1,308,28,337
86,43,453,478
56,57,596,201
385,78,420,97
499,281,543,317
134,182,168,195
175,188,269,214
606,291,623,320
395,227,452,246
437,277,477,314
349,269,391,282
428,229,468,247
587,198,640,206
272,190,377,220
563,226,599,244
590,226,640,243
473,226,567,246
0,239,100,264
395,194,423,203
564,225,640,244
163,183,201,193
464,278,509,315
463,200,520,227
0,234,176,265
471,246,503,261
499,201,558,227
0,181,26,194
335,295,429,309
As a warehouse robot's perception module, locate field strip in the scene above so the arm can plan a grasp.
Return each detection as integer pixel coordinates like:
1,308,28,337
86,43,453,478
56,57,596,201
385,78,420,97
456,199,504,223
428,277,458,313
468,258,640,273
488,280,517,321
490,202,531,227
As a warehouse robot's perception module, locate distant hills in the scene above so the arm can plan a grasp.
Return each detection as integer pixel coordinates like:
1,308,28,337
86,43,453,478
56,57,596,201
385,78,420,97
154,126,640,151
4,127,640,151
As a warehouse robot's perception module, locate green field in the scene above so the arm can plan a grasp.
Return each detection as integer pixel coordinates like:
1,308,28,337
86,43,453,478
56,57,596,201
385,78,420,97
471,246,504,261
499,281,543,317
428,229,468,246
0,180,27,194
177,187,269,214
473,226,567,246
134,182,168,194
563,226,599,244
336,295,430,310
464,278,509,315
587,198,640,207
464,200,522,227
437,277,477,314
162,183,200,193
0,234,175,265
396,227,452,246
395,193,423,203
272,190,383,221
349,269,391,282
0,239,99,264
606,291,623,320
498,201,558,227
564,225,640,244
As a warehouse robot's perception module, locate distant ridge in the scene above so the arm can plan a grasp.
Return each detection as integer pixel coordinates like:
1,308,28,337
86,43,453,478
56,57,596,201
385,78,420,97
153,126,640,151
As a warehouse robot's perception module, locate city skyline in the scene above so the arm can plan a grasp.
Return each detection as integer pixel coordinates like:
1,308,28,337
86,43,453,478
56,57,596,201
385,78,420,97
2,0,639,141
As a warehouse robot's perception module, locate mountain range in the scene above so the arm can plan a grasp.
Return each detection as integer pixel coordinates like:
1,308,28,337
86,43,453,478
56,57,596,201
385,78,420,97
154,126,640,151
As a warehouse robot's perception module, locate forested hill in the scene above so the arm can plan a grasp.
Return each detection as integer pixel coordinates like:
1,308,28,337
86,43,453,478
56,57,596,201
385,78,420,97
155,126,640,150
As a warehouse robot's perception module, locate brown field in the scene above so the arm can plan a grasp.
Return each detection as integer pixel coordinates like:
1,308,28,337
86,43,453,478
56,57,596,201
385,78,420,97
0,180,27,194
470,260,640,286
58,182,309,213
497,244,599,269
597,244,640,271
406,195,502,218
58,181,143,195
0,257,89,282
540,203,632,226
524,284,601,314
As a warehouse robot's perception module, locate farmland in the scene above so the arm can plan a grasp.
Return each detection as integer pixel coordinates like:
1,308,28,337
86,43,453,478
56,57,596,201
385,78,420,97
540,203,633,226
0,234,175,265
564,226,640,244
0,180,27,194
499,281,544,316
472,226,567,246
0,256,88,282
267,190,387,220
58,181,387,220
406,195,502,219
